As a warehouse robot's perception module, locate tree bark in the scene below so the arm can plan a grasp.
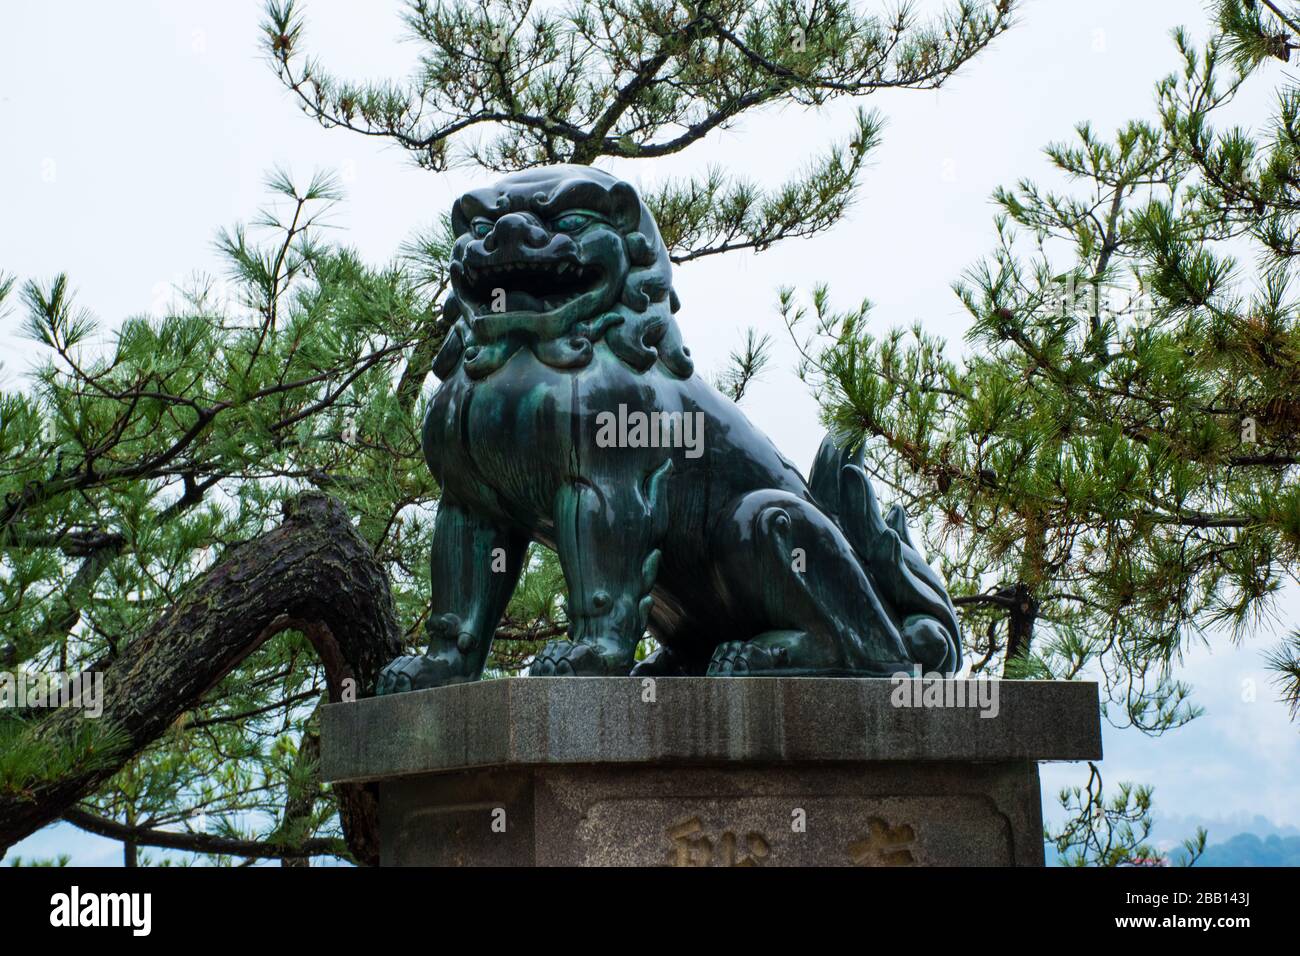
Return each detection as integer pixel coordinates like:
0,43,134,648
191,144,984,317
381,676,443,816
1002,581,1038,667
0,494,401,864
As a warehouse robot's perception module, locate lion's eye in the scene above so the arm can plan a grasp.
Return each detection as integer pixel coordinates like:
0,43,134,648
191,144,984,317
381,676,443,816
471,218,493,239
551,212,594,233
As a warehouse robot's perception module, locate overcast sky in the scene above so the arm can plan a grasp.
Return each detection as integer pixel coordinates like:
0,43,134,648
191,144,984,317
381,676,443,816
2,0,1297,864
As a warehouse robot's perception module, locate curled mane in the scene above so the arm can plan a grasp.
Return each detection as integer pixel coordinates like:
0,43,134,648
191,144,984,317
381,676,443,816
432,167,694,382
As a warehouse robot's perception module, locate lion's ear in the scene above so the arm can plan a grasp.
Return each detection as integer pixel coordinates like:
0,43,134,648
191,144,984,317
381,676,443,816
450,199,471,237
608,182,641,233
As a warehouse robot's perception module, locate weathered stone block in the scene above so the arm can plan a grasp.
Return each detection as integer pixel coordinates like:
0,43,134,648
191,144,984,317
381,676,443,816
321,677,1101,866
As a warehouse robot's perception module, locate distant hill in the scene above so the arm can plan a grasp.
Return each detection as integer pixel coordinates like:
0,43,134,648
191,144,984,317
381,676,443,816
1198,833,1300,867
1045,830,1300,867
1157,813,1300,845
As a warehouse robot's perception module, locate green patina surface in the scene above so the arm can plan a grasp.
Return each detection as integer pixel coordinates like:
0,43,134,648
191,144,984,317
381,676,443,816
377,165,963,693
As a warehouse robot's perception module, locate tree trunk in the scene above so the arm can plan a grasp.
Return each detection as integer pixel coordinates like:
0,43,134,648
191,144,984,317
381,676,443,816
1002,581,1038,667
0,494,402,864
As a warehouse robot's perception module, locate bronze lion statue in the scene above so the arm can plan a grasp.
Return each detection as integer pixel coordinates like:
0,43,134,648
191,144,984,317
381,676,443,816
376,165,961,692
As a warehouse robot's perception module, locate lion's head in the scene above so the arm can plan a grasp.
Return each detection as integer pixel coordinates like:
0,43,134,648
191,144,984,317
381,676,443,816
433,165,693,381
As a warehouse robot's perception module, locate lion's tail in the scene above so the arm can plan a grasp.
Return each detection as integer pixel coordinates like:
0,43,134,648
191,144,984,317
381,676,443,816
808,433,963,672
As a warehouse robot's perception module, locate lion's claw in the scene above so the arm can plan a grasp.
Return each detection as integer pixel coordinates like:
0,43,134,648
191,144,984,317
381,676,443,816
375,654,467,695
528,639,625,676
706,640,786,676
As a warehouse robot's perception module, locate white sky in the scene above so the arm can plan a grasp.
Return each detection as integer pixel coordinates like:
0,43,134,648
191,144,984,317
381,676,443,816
2,0,1298,864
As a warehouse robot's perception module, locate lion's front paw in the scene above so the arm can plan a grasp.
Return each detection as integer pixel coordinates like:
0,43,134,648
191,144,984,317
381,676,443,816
528,640,626,676
375,654,467,695
706,640,788,676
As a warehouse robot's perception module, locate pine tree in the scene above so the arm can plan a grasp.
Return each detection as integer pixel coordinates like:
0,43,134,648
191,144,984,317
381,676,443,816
790,0,1300,864
264,0,1012,261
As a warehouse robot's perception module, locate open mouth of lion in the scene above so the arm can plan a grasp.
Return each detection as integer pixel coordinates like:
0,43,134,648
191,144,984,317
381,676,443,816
458,258,605,314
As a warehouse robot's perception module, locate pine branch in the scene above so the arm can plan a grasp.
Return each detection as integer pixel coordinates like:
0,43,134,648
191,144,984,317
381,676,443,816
63,808,345,861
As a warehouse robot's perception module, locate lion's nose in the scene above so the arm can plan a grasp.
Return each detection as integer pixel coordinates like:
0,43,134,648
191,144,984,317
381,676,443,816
484,213,549,252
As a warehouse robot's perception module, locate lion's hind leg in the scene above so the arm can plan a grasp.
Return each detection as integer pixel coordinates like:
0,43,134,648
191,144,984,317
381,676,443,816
706,490,914,677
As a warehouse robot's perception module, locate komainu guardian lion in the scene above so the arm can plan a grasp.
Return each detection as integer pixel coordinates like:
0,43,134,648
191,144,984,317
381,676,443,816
376,165,961,692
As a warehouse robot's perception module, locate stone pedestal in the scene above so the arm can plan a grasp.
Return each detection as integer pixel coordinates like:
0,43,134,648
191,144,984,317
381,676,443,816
321,677,1101,867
